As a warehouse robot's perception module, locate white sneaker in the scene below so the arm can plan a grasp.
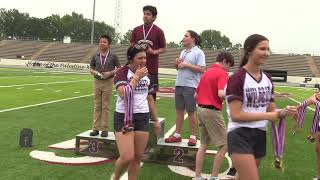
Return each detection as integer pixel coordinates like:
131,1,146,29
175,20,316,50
208,177,219,180
192,176,206,180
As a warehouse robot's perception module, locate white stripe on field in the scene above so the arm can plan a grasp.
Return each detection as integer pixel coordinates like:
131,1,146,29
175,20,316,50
0,80,91,88
288,97,315,111
0,75,85,79
0,94,93,113
165,113,189,137
275,90,315,112
33,72,47,74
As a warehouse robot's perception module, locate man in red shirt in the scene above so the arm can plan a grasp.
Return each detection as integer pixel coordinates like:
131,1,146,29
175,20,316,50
130,5,166,101
193,52,234,180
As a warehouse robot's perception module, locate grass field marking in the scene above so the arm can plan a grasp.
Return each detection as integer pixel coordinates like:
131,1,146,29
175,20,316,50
33,71,47,74
0,94,93,113
0,74,87,79
0,75,59,78
0,79,91,88
165,113,188,137
276,85,316,90
288,97,315,111
0,76,40,78
275,90,316,112
166,113,232,178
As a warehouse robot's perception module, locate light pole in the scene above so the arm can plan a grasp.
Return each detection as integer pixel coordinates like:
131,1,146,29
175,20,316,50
90,0,96,44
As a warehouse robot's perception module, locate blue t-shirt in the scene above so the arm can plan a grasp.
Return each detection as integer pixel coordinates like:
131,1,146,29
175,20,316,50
175,46,206,88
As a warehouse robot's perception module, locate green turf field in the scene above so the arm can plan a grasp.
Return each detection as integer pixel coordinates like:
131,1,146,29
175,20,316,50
0,67,318,180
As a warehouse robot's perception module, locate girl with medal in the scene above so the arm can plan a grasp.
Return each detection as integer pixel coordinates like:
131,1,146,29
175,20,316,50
112,45,161,180
225,34,295,180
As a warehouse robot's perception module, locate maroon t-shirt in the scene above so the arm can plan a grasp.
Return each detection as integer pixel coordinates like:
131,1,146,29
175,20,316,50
130,24,166,75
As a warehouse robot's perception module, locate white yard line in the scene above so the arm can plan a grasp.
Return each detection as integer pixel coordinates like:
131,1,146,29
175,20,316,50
0,94,93,113
0,80,91,88
276,85,316,90
275,90,315,111
0,75,58,79
288,97,315,111
165,113,188,137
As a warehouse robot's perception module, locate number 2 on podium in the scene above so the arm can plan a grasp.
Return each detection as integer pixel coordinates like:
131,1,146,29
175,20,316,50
173,148,184,163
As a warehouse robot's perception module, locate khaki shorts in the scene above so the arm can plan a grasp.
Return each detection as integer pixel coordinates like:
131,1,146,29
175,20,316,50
197,106,227,147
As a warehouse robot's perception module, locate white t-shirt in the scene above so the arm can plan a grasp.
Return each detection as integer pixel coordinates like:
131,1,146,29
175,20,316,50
225,67,274,132
114,66,153,113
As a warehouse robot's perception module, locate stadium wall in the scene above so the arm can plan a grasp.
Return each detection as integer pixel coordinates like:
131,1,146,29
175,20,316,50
1,58,320,86
0,58,90,72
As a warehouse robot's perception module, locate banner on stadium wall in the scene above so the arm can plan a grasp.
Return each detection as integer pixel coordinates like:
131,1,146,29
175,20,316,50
0,59,90,70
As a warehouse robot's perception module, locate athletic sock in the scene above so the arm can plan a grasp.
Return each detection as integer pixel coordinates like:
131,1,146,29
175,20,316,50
174,133,181,138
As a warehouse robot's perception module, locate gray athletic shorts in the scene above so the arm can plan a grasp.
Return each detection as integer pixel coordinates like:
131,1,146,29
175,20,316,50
175,86,196,112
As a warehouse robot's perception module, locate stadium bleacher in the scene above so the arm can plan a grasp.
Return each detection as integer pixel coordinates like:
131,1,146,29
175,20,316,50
0,39,319,78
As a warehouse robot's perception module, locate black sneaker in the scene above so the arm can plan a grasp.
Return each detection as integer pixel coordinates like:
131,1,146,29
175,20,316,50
89,130,99,136
101,131,108,137
226,167,237,178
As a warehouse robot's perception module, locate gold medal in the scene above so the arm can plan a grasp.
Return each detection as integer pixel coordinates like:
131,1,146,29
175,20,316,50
274,156,283,169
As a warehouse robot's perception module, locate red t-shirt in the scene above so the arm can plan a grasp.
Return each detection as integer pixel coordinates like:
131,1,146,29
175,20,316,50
196,64,228,110
130,24,166,75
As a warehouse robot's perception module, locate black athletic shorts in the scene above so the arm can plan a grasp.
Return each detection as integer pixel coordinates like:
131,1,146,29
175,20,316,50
114,112,150,132
227,127,266,159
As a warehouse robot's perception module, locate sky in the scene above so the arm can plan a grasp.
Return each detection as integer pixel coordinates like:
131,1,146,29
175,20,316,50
2,0,320,54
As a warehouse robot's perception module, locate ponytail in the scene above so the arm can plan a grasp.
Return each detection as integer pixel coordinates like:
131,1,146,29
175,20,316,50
187,30,201,48
240,52,249,67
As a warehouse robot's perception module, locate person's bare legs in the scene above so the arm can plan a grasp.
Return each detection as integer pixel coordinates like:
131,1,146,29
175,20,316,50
113,132,135,180
127,131,149,180
187,111,196,136
195,144,208,177
211,145,227,177
175,108,185,134
231,153,259,180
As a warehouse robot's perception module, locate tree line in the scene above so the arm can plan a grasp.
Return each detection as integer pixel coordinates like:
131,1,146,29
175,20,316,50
0,8,241,50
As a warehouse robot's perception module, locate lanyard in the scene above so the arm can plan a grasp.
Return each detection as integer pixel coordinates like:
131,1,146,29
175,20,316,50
181,49,191,60
99,51,109,67
143,24,154,40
